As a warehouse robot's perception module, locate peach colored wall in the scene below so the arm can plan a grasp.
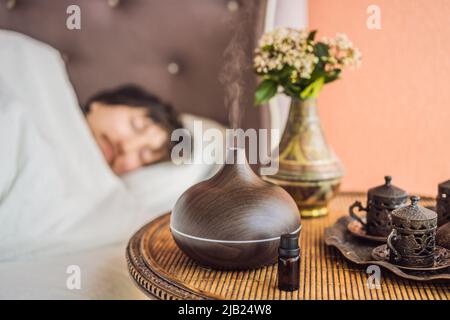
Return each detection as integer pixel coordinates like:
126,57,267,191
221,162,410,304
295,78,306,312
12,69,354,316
309,0,450,196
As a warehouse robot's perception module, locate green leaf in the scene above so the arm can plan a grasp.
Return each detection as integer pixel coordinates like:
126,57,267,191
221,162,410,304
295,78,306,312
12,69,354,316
254,79,278,106
307,30,317,41
315,42,329,58
325,69,341,83
277,66,294,79
308,68,326,83
300,76,325,99
283,85,301,98
262,44,274,51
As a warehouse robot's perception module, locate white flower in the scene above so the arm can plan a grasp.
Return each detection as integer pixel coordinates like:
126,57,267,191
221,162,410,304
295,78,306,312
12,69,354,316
253,28,361,87
323,33,361,69
334,33,353,50
253,27,318,78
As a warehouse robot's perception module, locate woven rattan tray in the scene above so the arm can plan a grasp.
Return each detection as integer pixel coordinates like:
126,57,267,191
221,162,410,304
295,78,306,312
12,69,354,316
126,192,450,300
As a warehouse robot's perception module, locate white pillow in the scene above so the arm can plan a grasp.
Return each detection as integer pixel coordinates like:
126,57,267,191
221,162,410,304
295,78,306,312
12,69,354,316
121,113,225,215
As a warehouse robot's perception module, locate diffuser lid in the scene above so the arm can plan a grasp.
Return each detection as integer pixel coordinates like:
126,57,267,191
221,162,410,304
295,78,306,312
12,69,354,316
170,149,300,242
170,192,301,243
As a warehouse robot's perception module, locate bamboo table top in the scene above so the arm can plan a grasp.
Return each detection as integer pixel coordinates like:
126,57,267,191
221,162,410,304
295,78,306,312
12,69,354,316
126,192,450,300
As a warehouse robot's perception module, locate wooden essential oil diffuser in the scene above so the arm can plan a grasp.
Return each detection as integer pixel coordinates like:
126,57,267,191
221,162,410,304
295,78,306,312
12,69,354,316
170,147,301,270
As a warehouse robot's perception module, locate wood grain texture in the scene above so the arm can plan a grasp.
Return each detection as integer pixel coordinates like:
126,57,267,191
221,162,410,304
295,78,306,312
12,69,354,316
170,148,300,269
126,192,450,300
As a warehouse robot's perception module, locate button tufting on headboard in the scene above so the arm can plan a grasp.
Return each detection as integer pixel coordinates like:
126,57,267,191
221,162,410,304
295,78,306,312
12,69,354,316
0,0,268,130
227,0,240,12
167,62,181,76
107,0,120,8
5,0,16,10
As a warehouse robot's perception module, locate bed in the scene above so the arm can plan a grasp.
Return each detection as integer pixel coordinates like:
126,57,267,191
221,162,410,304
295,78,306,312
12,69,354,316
0,0,267,299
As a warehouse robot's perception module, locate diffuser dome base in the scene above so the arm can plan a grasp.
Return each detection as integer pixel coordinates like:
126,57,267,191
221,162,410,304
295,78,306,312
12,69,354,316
170,225,301,270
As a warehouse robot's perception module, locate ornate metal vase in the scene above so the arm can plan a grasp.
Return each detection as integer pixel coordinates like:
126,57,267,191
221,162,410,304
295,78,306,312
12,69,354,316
349,176,408,237
387,196,438,268
436,179,450,226
263,98,344,218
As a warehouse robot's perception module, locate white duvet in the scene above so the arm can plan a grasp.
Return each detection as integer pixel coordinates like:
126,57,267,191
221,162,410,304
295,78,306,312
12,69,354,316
0,30,223,299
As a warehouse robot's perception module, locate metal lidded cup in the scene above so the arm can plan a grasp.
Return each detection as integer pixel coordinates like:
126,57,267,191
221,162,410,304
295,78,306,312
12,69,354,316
387,196,438,268
349,176,408,237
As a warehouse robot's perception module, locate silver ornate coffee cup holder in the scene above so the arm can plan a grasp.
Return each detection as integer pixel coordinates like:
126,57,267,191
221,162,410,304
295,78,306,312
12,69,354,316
371,196,450,271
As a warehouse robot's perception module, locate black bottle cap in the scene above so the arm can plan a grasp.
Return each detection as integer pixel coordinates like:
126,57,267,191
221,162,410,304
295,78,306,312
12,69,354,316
279,233,300,257
280,233,299,249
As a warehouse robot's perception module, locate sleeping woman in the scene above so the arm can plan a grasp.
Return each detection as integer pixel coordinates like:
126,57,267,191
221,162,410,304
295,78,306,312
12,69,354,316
83,85,183,175
0,30,200,258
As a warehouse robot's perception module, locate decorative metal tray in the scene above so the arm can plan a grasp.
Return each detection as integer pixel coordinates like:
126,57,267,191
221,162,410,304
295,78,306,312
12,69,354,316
347,220,387,243
324,216,450,282
372,244,450,271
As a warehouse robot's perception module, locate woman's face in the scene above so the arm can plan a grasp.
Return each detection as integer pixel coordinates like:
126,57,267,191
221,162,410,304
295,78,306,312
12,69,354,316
86,102,169,175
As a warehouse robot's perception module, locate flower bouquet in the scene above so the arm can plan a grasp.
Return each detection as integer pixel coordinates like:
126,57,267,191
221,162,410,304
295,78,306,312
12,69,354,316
254,28,361,105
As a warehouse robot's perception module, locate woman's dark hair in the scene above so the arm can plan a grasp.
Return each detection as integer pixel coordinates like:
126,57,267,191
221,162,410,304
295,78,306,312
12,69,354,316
83,84,184,153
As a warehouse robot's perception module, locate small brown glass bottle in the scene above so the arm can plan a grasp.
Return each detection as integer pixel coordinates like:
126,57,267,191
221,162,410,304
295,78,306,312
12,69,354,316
277,233,300,291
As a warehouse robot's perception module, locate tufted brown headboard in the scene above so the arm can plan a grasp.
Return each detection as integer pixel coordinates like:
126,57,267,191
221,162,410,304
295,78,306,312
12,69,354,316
0,0,267,129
